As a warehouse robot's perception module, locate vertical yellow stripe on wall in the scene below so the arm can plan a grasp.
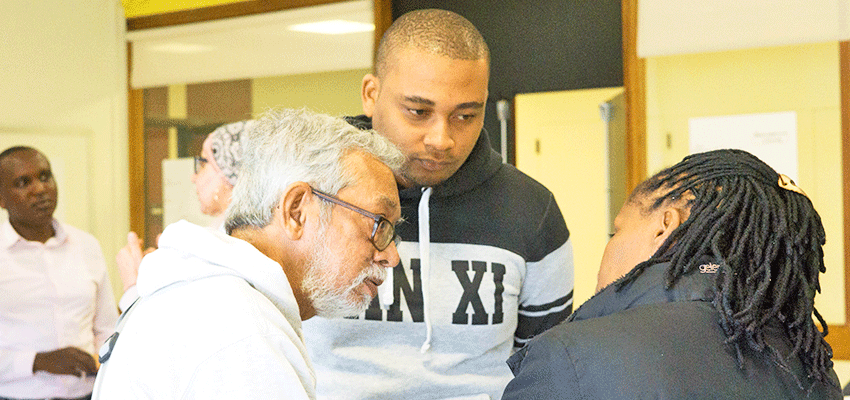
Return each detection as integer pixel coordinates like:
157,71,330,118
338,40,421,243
167,84,187,159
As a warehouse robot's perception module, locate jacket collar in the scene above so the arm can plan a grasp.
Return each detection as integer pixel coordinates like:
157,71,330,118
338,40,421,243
570,260,718,322
344,115,504,200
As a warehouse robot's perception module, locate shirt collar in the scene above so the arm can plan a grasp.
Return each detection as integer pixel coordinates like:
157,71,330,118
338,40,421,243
0,218,66,248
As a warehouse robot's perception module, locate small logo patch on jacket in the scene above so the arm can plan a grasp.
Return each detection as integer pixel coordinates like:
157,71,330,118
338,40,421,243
698,263,719,273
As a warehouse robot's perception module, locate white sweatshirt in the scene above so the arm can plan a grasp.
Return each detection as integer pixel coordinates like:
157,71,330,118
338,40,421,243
93,220,315,399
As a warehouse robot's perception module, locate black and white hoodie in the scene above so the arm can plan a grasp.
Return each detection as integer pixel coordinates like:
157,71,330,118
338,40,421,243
302,116,575,400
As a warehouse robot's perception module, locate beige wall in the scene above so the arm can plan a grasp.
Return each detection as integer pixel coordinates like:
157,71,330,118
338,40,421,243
0,0,129,300
645,42,845,324
836,360,850,390
515,87,625,309
252,68,371,118
515,42,844,324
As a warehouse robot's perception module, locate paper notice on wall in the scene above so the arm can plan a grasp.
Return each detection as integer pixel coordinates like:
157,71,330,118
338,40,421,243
162,158,216,228
689,111,798,182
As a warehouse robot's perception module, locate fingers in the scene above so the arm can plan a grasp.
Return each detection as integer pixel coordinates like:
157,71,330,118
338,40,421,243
117,237,142,291
34,346,97,376
64,347,97,376
61,347,97,376
76,349,98,375
128,232,143,258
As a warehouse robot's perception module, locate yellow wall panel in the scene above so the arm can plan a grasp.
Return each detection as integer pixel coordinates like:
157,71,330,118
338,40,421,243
252,68,369,118
515,87,624,310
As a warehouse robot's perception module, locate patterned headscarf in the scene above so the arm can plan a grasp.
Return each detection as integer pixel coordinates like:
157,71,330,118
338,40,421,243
208,120,253,186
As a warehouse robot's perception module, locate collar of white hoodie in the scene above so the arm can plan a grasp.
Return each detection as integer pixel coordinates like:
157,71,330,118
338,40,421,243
135,220,302,332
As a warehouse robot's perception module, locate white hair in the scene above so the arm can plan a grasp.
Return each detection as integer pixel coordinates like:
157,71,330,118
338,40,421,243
225,108,404,232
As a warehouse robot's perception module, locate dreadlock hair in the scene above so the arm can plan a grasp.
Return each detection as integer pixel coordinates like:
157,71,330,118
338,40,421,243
616,148,834,390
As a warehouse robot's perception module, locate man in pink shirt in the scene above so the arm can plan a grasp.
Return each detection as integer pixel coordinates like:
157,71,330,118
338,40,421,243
0,146,117,400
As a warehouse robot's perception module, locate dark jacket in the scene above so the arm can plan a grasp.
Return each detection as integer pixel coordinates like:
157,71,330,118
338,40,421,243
502,261,842,400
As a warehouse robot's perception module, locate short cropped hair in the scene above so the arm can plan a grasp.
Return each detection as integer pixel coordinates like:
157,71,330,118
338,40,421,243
0,146,40,164
0,146,44,183
375,9,490,78
225,108,404,233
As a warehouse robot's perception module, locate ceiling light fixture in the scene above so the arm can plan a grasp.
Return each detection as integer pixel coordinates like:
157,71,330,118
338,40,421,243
147,43,215,54
288,20,374,35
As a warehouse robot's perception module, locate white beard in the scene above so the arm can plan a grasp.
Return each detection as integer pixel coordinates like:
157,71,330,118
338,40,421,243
301,231,387,319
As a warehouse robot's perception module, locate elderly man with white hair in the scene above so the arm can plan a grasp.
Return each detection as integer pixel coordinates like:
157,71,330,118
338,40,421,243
92,108,405,399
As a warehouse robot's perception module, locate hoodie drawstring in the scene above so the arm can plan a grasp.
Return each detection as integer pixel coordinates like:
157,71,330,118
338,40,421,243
378,267,394,310
418,187,433,353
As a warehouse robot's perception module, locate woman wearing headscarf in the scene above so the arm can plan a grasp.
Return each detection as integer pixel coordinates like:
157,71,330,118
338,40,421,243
191,120,248,230
116,120,252,311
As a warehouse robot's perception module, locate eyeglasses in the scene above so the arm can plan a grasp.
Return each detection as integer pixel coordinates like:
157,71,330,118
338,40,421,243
194,156,208,174
311,187,400,251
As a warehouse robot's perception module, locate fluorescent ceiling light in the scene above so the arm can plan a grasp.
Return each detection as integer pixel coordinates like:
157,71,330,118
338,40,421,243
147,43,215,54
288,20,374,35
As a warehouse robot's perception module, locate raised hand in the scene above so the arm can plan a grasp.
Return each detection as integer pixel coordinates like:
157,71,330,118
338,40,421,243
116,231,155,291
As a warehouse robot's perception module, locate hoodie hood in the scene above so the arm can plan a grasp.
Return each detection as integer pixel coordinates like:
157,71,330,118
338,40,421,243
136,220,301,329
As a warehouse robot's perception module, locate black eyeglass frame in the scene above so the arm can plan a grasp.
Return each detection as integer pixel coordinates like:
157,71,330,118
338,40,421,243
194,156,209,174
310,187,399,251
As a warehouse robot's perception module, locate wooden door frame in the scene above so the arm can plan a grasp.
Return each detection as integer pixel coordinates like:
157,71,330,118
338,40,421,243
128,42,145,237
127,0,347,30
834,40,850,359
622,0,646,195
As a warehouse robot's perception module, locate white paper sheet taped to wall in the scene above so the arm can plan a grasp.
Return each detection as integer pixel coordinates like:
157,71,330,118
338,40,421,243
689,111,798,182
162,158,216,228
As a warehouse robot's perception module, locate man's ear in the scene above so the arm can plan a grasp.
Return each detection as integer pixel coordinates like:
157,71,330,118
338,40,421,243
652,206,684,251
278,182,311,241
361,74,379,117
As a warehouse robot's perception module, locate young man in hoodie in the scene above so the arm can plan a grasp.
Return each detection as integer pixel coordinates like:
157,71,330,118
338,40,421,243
302,10,575,399
91,108,405,399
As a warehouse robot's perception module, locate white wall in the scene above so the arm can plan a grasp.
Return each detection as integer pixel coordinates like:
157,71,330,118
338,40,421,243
638,0,850,57
0,0,129,299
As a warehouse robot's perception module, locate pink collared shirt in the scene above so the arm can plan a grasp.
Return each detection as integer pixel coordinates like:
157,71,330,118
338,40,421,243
0,219,117,399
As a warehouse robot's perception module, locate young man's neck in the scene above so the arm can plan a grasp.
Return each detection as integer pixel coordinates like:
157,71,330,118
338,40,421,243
11,218,55,243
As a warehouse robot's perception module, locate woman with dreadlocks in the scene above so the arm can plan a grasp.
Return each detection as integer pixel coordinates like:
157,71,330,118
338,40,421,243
502,149,841,399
